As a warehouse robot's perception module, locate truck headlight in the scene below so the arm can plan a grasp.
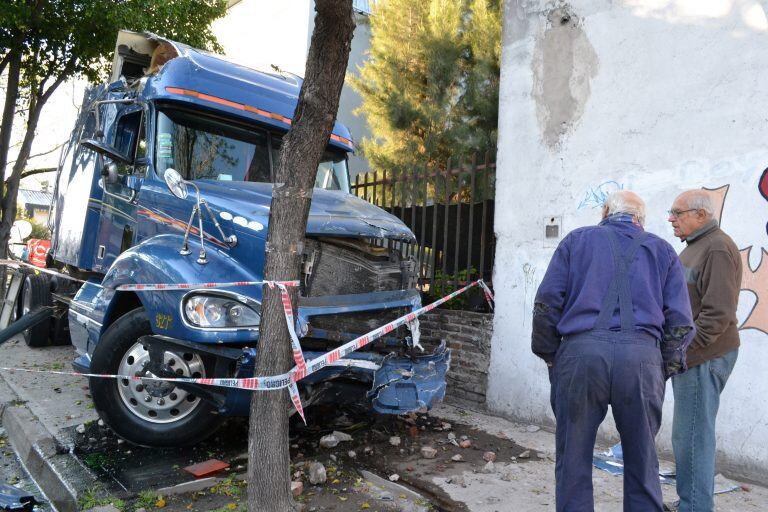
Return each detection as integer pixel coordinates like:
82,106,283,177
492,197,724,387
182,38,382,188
183,294,261,328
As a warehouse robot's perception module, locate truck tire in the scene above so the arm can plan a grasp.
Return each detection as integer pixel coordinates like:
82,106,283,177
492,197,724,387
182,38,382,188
20,274,52,347
89,308,221,447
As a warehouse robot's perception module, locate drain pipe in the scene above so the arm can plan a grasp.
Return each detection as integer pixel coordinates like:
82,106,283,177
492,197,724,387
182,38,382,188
0,307,54,345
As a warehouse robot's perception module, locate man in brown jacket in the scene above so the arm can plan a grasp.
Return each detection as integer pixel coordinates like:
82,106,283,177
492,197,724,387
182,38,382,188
667,189,742,512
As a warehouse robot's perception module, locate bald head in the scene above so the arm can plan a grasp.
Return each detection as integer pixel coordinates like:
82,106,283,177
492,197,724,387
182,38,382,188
668,189,715,240
603,190,646,225
674,190,714,218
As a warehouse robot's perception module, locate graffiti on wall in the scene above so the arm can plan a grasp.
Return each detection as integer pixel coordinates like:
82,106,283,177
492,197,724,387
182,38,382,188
577,180,624,209
708,169,768,335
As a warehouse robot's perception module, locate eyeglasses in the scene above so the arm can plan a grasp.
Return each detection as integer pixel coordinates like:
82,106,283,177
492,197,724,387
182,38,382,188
667,208,698,218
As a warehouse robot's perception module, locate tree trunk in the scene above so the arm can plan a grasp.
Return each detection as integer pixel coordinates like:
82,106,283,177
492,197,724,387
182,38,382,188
0,50,22,228
247,2,355,511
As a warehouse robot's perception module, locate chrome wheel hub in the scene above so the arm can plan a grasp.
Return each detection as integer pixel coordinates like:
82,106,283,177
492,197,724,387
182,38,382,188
117,342,205,424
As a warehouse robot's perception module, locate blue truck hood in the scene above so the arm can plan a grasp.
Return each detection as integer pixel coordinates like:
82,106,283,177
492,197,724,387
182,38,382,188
195,181,416,242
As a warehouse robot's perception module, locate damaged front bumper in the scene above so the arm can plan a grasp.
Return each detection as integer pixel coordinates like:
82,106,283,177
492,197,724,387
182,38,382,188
301,341,451,414
135,335,450,416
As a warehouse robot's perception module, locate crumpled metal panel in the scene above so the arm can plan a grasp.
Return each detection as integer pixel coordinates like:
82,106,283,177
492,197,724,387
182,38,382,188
0,483,36,511
368,342,451,413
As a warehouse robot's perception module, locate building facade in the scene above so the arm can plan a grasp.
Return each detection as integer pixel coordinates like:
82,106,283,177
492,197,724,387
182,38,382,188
490,0,768,482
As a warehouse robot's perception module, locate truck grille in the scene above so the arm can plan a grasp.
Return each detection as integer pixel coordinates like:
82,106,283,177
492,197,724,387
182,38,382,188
302,238,416,297
308,307,410,340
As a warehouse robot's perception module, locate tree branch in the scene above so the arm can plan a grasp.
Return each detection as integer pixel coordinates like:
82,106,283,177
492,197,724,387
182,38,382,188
18,167,56,180
7,141,66,167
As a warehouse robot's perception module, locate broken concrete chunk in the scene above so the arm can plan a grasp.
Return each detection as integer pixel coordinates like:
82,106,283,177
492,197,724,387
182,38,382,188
308,462,327,484
183,459,230,478
420,446,438,459
389,436,401,447
347,450,357,458
483,451,497,463
451,454,463,462
388,473,400,482
442,422,452,430
332,431,353,442
76,424,86,434
459,439,472,449
291,480,303,496
519,450,531,459
319,434,339,448
447,432,457,441
482,461,495,473
501,471,516,482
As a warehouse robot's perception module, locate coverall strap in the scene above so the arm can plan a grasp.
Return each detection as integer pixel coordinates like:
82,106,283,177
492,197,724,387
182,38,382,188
594,228,649,331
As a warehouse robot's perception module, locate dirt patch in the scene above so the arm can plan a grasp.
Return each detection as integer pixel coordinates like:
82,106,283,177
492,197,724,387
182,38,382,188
73,407,539,511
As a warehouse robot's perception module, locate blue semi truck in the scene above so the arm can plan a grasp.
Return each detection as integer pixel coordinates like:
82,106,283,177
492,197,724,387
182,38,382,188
19,31,449,446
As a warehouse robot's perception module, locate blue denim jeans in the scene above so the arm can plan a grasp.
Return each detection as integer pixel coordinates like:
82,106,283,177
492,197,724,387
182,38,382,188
672,348,738,512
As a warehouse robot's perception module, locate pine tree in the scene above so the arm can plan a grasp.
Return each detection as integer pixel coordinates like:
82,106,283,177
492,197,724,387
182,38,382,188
351,0,500,175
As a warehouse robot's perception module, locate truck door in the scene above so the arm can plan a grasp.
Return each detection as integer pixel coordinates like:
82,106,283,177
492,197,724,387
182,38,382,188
93,108,146,272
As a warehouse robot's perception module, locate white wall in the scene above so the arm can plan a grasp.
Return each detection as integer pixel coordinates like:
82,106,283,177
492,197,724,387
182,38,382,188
491,0,768,482
211,0,312,76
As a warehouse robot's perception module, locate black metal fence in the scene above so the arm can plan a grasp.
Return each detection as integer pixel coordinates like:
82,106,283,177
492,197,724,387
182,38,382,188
350,151,496,303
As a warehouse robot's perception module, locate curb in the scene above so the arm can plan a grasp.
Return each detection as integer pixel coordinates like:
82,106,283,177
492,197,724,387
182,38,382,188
0,375,98,512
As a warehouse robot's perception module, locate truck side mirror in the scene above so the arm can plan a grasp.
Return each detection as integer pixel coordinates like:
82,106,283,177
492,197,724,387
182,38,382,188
163,168,188,199
104,162,119,184
80,138,132,164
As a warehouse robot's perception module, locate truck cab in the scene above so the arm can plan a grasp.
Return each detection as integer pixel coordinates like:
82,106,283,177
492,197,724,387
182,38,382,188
47,31,449,446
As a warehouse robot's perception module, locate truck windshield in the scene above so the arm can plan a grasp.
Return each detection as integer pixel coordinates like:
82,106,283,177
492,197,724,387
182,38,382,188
155,108,350,191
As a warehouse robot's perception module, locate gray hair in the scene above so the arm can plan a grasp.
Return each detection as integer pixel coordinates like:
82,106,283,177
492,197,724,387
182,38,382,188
683,190,715,217
604,191,646,225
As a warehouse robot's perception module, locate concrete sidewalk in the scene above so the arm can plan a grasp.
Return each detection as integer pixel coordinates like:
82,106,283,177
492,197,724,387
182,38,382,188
429,404,768,511
0,337,766,511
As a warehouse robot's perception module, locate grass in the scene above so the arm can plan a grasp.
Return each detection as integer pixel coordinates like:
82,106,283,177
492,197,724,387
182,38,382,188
78,487,124,511
211,477,245,498
134,490,160,509
82,452,110,471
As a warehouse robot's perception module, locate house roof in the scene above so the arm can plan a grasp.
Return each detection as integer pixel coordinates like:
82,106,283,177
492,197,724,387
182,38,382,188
18,189,53,208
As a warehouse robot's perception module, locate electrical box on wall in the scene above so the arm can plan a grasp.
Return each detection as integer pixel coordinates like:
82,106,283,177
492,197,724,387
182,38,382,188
544,215,562,246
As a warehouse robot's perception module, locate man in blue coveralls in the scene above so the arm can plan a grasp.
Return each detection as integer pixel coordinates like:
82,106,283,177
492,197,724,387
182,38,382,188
532,190,695,512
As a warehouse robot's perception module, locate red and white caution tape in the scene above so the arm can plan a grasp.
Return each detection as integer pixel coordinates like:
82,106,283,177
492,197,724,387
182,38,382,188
0,259,86,284
266,281,308,380
301,280,490,377
0,366,292,391
114,279,300,292
479,280,495,311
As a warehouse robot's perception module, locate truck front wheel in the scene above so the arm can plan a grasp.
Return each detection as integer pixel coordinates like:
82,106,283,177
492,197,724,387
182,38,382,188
89,308,221,447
